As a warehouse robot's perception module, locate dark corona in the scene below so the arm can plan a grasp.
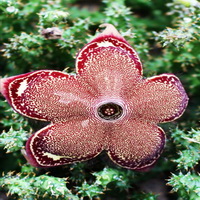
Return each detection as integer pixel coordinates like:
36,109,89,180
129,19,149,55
97,102,123,120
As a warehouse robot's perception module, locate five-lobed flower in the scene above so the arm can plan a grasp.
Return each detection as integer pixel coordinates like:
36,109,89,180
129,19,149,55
0,24,189,170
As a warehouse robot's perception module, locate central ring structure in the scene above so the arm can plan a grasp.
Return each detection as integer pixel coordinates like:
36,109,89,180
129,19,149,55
97,102,123,120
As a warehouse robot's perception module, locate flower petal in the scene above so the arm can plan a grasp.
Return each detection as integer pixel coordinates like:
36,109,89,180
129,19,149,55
25,119,105,167
107,120,165,170
80,47,144,97
76,24,143,96
0,70,92,122
75,24,143,97
129,74,189,123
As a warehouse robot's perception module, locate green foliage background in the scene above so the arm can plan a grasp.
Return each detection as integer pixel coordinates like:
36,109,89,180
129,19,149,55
0,0,199,199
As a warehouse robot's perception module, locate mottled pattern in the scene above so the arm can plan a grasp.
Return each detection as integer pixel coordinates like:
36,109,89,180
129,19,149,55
107,120,165,169
0,24,189,170
2,71,92,122
25,119,105,167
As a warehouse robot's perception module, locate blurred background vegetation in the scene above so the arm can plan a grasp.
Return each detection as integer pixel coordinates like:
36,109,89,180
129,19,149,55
0,0,199,199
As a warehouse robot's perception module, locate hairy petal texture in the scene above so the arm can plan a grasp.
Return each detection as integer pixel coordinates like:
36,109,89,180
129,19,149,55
107,120,165,170
76,24,142,76
0,70,93,122
25,119,105,167
76,24,143,98
129,74,189,123
78,47,143,98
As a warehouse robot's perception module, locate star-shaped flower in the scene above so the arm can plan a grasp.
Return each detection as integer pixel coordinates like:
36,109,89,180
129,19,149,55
0,24,188,170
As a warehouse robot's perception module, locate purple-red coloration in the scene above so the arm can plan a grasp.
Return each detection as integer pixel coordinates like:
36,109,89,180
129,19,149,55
0,24,189,170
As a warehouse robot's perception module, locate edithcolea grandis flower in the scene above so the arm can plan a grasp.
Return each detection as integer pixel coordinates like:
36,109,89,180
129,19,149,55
0,24,189,170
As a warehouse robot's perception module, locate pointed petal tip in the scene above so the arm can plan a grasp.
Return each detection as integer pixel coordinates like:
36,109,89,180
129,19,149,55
21,148,36,167
0,78,5,94
23,141,42,168
99,24,122,37
96,23,126,42
0,79,3,94
0,75,23,99
0,77,9,99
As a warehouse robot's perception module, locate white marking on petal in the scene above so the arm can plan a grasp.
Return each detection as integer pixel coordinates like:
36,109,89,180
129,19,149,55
17,79,28,96
97,41,115,47
54,92,89,105
81,119,89,128
43,152,72,161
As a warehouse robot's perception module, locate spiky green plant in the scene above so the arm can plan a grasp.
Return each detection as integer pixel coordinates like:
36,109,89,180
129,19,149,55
0,0,199,199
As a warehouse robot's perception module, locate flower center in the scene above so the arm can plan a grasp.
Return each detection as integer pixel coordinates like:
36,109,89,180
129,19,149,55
97,102,123,120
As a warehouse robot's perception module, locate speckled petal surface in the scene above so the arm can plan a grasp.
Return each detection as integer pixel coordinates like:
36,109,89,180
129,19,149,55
128,74,189,123
76,24,143,97
0,24,189,170
107,120,165,170
76,24,142,75
25,118,105,167
0,70,93,122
